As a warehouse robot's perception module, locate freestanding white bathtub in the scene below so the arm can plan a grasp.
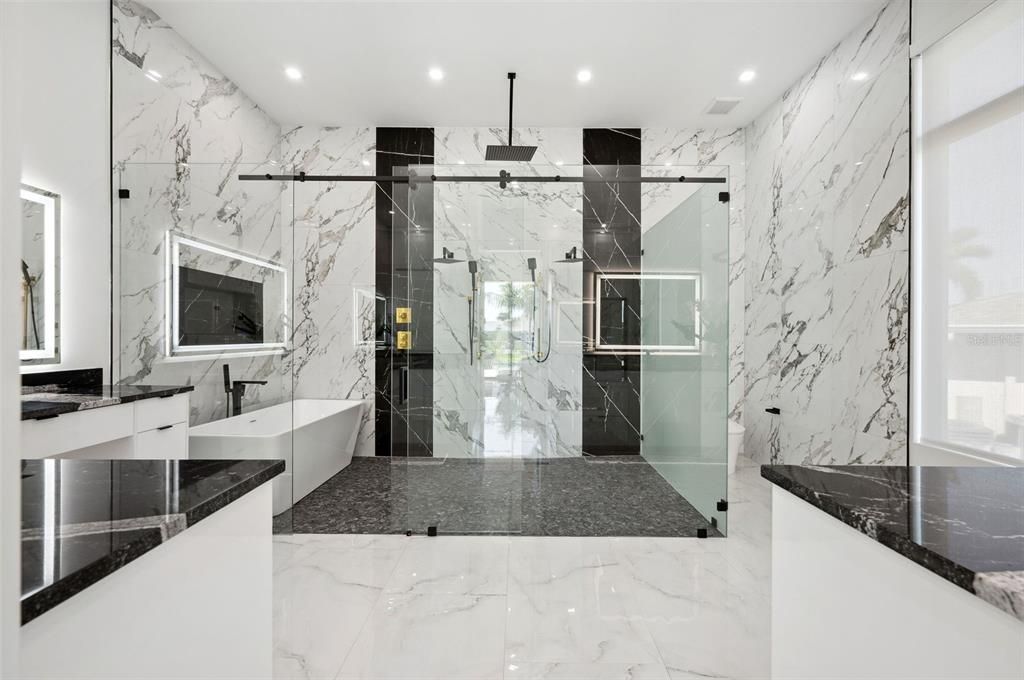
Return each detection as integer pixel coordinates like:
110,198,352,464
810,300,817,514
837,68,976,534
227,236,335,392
189,399,365,515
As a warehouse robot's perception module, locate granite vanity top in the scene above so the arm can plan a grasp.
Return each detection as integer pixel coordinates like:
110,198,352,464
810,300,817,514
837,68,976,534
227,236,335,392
762,465,1024,622
21,384,195,420
21,458,285,624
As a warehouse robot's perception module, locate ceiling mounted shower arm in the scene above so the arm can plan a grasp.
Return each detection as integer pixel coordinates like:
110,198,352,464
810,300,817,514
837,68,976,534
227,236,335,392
485,72,537,161
507,72,515,148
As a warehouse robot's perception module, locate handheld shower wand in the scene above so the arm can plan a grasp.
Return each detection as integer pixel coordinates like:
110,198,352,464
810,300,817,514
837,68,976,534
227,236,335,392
468,260,478,365
526,258,553,363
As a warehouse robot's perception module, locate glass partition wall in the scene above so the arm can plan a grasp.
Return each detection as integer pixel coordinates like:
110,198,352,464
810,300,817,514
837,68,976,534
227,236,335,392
115,160,728,537
640,172,730,533
389,164,730,536
115,161,296,533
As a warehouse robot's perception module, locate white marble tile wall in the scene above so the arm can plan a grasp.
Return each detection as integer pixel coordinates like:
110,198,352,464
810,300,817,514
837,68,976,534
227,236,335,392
281,126,378,457
113,0,286,426
641,129,747,424
742,0,910,465
432,128,584,457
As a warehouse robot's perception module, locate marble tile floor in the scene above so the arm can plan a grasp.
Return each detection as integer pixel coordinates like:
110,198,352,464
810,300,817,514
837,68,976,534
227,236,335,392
273,460,771,680
284,457,716,537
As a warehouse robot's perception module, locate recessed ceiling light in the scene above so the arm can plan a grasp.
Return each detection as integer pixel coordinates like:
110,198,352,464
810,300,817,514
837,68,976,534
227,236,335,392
428,67,445,81
457,160,466,165
852,71,869,81
284,66,303,81
664,161,672,167
576,69,592,83
738,70,757,83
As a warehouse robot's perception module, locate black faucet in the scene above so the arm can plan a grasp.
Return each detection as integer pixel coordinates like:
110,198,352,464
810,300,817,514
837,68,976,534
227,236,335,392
222,364,268,418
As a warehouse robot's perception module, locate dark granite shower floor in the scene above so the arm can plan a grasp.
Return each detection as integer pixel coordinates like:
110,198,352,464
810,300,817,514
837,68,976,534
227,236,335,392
282,456,716,537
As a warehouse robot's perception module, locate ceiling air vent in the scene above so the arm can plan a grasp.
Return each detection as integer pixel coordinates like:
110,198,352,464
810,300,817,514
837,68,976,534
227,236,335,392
705,97,742,115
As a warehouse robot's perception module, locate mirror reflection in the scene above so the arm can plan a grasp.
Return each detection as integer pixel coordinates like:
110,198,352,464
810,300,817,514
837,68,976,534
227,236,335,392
168,232,288,356
20,184,60,363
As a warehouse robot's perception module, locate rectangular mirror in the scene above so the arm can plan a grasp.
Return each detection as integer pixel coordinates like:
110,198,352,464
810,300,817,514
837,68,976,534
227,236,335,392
167,232,288,356
596,273,700,352
20,184,60,364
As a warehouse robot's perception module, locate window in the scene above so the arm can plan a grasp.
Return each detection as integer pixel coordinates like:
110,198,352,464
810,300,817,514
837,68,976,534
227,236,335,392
913,0,1024,462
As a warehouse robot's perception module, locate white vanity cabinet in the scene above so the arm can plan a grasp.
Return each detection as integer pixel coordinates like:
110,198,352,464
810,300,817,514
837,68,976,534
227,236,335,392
22,393,191,460
133,393,190,459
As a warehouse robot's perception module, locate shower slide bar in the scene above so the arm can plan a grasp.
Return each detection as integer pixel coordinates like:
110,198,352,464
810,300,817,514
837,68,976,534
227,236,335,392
238,171,727,185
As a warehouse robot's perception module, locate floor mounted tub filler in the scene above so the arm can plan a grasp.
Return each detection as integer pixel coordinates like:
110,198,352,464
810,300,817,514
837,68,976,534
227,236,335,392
189,399,364,515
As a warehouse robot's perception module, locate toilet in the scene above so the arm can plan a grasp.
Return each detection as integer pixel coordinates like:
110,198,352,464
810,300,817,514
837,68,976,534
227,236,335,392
728,420,745,475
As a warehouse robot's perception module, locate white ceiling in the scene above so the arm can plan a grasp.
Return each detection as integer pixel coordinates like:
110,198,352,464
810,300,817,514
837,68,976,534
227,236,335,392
148,0,885,129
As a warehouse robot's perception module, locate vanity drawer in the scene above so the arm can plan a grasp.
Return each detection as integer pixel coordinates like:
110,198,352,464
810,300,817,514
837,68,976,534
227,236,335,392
22,403,135,459
135,393,189,432
135,422,189,460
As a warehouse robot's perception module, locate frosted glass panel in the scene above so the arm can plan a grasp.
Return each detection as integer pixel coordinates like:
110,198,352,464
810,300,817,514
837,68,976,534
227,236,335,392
641,178,729,533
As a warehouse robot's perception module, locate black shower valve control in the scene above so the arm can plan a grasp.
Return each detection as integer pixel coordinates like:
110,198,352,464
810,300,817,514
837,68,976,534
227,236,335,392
765,407,781,415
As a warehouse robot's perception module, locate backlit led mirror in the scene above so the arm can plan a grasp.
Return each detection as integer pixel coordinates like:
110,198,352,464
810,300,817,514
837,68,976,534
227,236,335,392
20,184,60,364
167,231,288,356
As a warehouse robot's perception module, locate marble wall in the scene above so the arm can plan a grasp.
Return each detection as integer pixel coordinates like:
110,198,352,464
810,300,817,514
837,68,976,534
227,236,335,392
112,0,286,425
281,126,377,456
174,120,745,458
432,128,584,458
743,0,910,465
116,0,915,467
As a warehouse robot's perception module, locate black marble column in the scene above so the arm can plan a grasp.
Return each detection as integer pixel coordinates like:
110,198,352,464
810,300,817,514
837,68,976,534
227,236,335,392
581,128,643,456
375,128,435,457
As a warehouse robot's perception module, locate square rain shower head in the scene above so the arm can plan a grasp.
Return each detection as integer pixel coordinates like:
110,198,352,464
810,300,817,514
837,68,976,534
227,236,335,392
484,144,538,162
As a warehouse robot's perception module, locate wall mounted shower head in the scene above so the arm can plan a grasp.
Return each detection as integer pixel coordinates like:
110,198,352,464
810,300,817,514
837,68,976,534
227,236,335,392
527,257,537,282
468,260,478,274
555,247,583,263
433,247,465,264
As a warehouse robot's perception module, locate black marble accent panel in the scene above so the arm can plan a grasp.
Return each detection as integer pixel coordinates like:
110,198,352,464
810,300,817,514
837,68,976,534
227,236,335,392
762,465,1024,622
20,384,195,420
375,128,434,456
21,458,285,624
21,367,103,390
582,129,643,456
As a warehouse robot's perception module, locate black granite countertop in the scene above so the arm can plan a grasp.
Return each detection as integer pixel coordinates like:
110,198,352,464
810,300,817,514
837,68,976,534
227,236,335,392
762,465,1024,622
21,384,195,420
21,458,285,625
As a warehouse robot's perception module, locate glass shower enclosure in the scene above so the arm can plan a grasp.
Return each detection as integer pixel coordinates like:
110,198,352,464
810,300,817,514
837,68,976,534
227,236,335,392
390,163,730,535
116,157,729,537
